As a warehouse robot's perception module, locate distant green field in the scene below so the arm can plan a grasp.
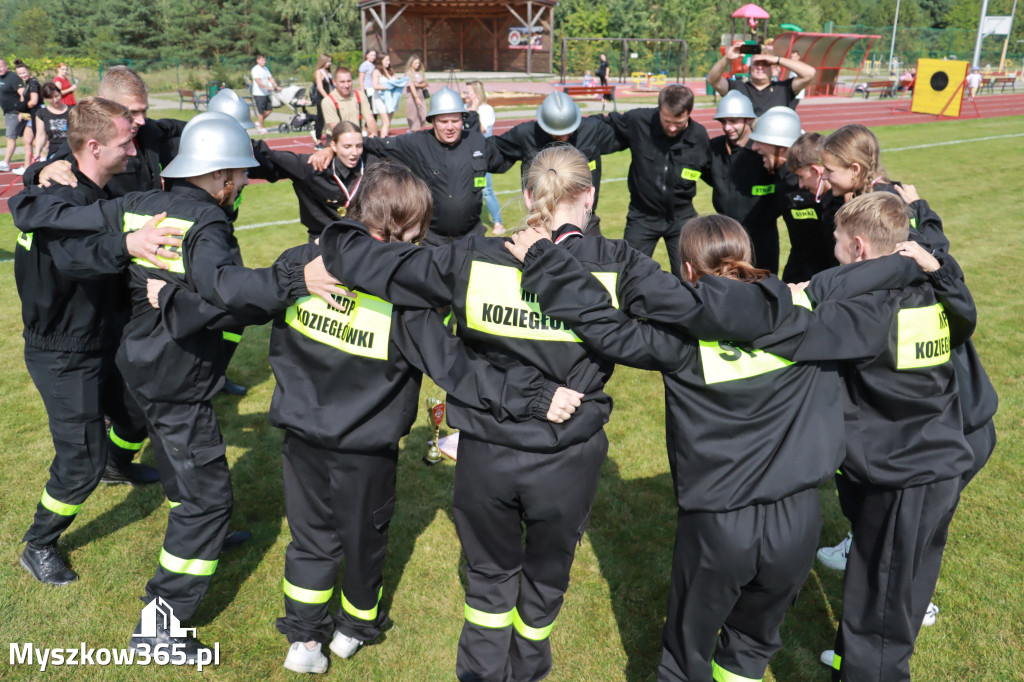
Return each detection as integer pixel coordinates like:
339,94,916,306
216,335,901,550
1,115,1022,681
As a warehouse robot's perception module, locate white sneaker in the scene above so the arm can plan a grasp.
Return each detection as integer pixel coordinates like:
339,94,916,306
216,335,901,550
817,532,853,571
329,630,362,659
0,161,10,171
12,166,26,175
922,601,939,627
820,649,836,668
256,126,268,135
283,641,328,674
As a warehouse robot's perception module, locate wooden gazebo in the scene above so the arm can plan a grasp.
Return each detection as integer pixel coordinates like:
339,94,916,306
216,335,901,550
359,0,558,74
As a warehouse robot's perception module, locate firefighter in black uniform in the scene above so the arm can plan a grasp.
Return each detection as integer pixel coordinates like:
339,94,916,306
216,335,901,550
319,147,805,681
22,66,188,481
11,112,337,660
348,87,514,247
493,90,620,236
701,90,780,273
505,212,931,682
12,98,184,585
262,162,577,674
254,120,368,241
779,131,840,283
597,84,711,278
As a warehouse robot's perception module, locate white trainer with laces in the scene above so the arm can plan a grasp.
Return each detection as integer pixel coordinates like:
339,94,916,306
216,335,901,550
329,630,362,659
12,166,26,175
284,641,328,674
816,531,853,571
820,649,836,668
0,161,10,171
922,601,939,627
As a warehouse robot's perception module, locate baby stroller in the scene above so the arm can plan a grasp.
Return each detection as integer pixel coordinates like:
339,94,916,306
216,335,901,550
276,84,315,133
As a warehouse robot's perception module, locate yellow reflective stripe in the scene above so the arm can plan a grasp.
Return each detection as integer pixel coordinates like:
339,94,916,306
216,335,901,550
285,291,392,360
167,500,181,509
283,578,334,605
751,184,775,196
123,213,195,275
832,653,842,671
159,548,218,576
40,489,81,516
464,604,514,629
896,304,950,370
712,660,762,682
790,208,818,220
474,176,486,188
587,159,597,171
699,340,794,385
109,428,144,451
341,587,382,621
681,168,701,181
792,289,813,310
512,609,553,641
222,331,242,343
465,261,618,342
17,231,33,250
910,217,918,230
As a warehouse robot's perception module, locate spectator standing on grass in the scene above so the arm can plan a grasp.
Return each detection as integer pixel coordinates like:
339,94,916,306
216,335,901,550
13,60,41,173
251,53,280,135
359,49,377,117
404,55,429,133
0,58,23,172
34,83,70,161
54,63,77,106
463,80,504,235
707,44,816,116
321,67,378,138
371,54,406,138
311,53,333,143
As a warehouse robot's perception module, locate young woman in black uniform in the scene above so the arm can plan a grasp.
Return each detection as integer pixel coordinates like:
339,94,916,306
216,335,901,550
256,120,366,240
316,147,803,681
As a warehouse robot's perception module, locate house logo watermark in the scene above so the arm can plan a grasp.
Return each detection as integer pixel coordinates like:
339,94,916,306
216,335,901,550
9,598,219,671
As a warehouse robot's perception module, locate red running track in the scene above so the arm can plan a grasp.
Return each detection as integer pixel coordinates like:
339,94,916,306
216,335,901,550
3,92,1023,213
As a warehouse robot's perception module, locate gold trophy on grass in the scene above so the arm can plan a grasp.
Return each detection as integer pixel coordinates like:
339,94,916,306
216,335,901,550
424,398,446,465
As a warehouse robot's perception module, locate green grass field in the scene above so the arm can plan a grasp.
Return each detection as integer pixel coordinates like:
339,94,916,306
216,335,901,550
1,115,1022,681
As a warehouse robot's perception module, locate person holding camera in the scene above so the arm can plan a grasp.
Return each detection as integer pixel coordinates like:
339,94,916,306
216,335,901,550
706,43,816,116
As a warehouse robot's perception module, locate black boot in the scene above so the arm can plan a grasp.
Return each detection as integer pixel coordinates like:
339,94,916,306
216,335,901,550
130,600,211,665
220,378,247,396
20,543,78,586
101,452,160,486
222,530,252,552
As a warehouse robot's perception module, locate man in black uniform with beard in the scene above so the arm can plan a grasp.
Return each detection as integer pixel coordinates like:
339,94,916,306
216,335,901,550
494,91,620,236
598,84,710,278
13,98,182,585
357,87,513,247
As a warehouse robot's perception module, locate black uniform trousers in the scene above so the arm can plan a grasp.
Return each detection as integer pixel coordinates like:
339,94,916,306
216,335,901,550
276,431,396,645
132,389,233,623
423,221,487,248
623,214,692,279
23,345,146,547
656,487,821,682
453,431,607,682
745,221,780,276
831,477,961,682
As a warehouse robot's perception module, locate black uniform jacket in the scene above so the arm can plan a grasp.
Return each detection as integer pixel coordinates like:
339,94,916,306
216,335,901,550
268,242,558,452
518,240,844,513
776,166,839,283
494,117,620,213
602,108,711,225
12,166,126,352
704,136,777,231
252,141,367,239
23,118,187,196
12,183,308,403
320,220,800,452
760,260,975,488
363,129,513,239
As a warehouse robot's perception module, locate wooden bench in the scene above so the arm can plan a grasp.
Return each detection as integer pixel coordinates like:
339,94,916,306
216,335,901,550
562,85,617,111
177,88,208,111
992,76,1016,93
856,80,896,99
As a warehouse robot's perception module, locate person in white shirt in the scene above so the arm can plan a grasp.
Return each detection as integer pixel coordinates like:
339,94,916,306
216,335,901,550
966,68,982,101
463,80,504,234
251,53,279,134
